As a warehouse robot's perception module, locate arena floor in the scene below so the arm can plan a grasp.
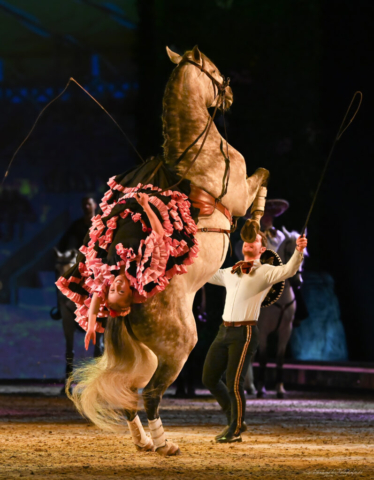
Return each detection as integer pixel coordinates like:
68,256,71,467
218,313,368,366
0,389,373,479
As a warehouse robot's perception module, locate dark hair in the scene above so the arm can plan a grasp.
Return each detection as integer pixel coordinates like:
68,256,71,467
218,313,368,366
81,196,96,204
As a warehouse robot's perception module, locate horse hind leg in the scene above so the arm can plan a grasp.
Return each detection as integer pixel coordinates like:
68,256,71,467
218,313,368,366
124,409,155,452
275,348,287,399
143,358,186,456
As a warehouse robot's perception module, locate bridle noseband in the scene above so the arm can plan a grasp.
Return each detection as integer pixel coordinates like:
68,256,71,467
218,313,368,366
184,58,230,95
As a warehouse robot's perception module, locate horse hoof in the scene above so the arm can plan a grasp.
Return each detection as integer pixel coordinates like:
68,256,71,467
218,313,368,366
257,389,266,399
135,437,155,452
241,219,259,243
156,441,181,456
245,387,257,395
276,391,285,399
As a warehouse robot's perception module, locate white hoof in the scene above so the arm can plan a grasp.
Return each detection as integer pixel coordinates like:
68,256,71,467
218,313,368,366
135,436,155,452
156,440,181,456
246,383,257,395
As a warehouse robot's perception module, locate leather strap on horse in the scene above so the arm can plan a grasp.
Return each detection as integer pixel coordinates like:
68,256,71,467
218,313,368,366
189,184,232,225
159,57,231,198
197,227,232,255
198,227,231,234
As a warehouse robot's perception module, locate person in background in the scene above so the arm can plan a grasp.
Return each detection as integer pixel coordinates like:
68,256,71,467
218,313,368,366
55,195,102,394
58,196,97,252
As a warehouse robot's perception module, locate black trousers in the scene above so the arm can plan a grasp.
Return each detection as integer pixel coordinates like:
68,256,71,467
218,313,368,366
202,324,259,435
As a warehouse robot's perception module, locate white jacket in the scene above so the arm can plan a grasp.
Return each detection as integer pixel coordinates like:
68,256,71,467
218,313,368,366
208,249,304,322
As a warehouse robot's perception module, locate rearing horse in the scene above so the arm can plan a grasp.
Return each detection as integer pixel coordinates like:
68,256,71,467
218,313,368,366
72,46,269,456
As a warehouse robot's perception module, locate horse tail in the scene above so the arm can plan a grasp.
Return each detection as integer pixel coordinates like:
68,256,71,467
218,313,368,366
67,315,158,432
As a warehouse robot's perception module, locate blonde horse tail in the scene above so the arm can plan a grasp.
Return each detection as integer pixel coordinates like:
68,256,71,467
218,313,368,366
67,316,158,431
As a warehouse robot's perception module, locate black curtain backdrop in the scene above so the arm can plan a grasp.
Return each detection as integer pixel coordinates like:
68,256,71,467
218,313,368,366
320,0,374,361
0,0,372,366
136,0,374,361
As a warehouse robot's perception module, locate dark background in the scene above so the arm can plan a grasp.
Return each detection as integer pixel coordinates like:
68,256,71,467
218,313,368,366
0,0,373,378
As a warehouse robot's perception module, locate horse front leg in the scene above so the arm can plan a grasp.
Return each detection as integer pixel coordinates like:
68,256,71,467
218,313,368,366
275,310,295,399
241,168,269,243
124,407,155,452
256,331,269,399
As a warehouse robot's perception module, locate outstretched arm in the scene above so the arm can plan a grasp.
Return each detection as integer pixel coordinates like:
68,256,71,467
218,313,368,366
85,293,100,350
207,269,226,287
264,235,307,285
136,193,164,236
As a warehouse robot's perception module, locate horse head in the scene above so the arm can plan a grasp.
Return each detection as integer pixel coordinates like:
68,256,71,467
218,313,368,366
166,45,233,112
54,248,78,276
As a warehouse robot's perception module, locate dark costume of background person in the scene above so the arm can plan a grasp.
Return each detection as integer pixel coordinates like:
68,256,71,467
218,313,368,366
202,225,306,443
54,196,104,392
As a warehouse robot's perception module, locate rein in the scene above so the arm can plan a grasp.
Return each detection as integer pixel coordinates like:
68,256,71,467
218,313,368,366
161,57,234,249
160,57,232,204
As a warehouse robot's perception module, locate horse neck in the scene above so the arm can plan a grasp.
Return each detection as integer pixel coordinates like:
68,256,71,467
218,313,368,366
162,66,223,184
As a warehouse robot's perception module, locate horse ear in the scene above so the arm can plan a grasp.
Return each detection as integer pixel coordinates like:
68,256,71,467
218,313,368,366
54,247,63,258
166,46,182,65
282,226,290,238
192,45,202,65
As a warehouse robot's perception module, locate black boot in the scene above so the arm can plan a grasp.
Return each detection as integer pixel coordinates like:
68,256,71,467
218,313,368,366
215,430,242,443
215,422,247,441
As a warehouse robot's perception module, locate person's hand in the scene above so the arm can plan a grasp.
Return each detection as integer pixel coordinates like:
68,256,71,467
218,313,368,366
135,192,149,209
296,234,308,252
85,328,96,350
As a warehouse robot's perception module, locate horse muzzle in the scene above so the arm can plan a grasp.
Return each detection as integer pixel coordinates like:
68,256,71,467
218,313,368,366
220,86,233,111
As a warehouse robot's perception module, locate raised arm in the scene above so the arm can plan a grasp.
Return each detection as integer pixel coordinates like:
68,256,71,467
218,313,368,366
263,235,307,285
136,193,164,236
85,292,101,350
207,269,226,287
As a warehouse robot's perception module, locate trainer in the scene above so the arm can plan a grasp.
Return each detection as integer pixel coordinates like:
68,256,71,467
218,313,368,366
202,230,307,443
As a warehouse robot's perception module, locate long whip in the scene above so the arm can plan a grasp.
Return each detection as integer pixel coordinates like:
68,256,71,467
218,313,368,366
1,77,145,188
300,91,362,235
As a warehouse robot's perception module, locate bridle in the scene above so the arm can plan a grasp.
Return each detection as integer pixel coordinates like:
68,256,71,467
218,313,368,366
180,58,235,252
184,58,231,98
160,57,232,204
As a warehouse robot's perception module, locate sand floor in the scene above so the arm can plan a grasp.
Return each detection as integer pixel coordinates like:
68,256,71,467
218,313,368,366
0,390,373,479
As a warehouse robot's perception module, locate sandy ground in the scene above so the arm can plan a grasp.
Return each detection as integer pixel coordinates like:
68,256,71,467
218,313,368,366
0,389,373,480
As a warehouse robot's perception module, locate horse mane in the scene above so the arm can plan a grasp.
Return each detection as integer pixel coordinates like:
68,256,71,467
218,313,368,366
161,49,216,167
161,61,183,165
